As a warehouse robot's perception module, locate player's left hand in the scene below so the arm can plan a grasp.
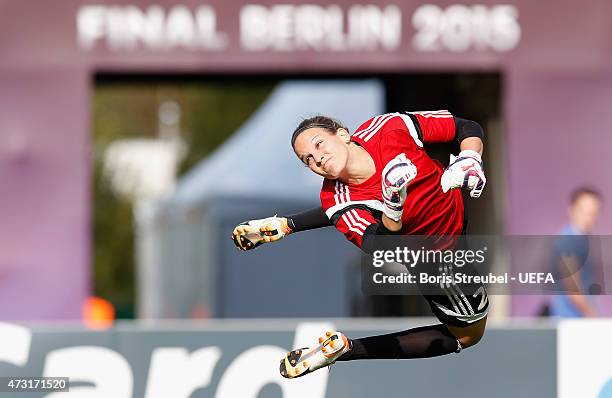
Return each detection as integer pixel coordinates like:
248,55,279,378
440,150,486,198
231,216,292,251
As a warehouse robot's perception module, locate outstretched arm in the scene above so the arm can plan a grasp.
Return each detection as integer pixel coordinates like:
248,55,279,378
232,207,332,251
286,207,332,232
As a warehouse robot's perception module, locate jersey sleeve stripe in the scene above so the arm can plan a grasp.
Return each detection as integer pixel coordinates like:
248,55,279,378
418,114,453,119
397,113,424,147
409,110,453,119
362,114,398,142
349,209,372,228
325,200,384,219
404,113,423,141
335,181,351,204
345,209,368,231
359,114,384,134
409,110,451,116
353,114,395,140
353,114,385,138
341,213,364,236
334,181,340,204
334,181,345,204
362,114,400,142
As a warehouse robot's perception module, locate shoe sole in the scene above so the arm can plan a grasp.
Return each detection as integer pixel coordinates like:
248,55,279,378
280,331,349,379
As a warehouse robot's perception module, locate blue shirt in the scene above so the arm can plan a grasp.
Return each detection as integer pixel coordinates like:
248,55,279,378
550,224,594,318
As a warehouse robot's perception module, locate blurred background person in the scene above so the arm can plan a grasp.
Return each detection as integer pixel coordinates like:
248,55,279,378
550,187,602,318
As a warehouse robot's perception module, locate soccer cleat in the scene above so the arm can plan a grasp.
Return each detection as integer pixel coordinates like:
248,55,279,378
279,331,351,379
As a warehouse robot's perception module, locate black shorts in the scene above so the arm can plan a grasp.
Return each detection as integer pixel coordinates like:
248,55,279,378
422,202,488,328
417,262,489,328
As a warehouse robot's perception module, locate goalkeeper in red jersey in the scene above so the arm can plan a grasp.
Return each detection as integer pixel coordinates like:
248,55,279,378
232,110,488,379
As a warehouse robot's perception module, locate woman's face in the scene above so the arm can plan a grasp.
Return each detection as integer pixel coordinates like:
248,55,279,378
293,127,350,179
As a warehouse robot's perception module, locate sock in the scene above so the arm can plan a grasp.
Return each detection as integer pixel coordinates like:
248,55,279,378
337,324,461,361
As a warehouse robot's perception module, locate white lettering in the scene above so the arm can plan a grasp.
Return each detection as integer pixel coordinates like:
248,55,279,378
274,5,295,51
216,322,331,398
294,5,325,50
125,6,165,50
0,323,31,367
145,347,221,398
412,4,521,52
196,6,228,50
240,5,269,51
489,5,521,51
324,6,347,50
441,5,472,52
77,5,106,50
76,5,227,51
518,273,555,284
239,4,401,52
44,346,133,397
0,322,343,396
166,5,196,49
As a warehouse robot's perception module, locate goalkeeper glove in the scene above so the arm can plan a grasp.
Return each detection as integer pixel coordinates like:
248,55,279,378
231,216,292,251
440,150,486,198
381,153,418,222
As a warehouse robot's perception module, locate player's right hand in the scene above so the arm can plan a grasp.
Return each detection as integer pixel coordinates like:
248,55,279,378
381,153,418,222
231,216,292,251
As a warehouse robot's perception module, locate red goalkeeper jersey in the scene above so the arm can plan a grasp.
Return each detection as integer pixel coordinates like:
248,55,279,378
320,111,464,249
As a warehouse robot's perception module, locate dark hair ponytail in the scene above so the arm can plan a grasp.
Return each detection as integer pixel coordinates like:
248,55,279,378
291,116,347,148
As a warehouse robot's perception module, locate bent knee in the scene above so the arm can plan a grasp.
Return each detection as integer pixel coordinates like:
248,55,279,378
457,330,484,348
448,317,487,349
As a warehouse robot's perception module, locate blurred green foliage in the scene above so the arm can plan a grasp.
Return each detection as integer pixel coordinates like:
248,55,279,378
92,79,275,318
